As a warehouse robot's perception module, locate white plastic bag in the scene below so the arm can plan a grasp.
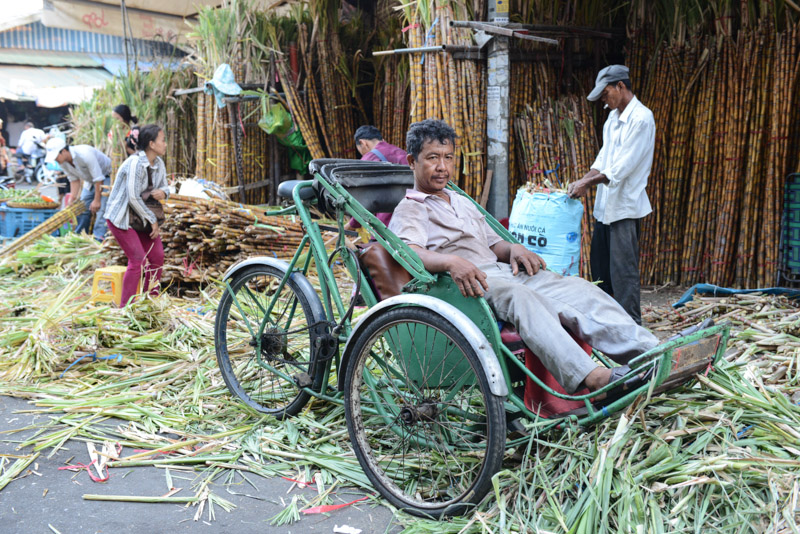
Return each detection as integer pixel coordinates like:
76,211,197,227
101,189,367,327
508,188,583,276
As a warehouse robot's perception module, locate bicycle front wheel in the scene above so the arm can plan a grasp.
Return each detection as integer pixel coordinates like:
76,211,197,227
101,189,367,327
344,306,506,518
215,264,323,418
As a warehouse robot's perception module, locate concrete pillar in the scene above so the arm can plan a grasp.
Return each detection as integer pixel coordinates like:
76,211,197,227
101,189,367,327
485,0,510,218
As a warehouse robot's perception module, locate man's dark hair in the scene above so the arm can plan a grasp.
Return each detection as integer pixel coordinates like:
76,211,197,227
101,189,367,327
618,79,632,91
405,119,457,160
136,124,163,152
354,125,383,143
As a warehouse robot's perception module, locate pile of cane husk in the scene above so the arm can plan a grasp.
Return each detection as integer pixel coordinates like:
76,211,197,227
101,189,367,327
104,194,336,284
1,233,799,532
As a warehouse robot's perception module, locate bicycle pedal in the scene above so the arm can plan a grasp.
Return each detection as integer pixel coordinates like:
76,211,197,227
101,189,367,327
507,418,529,439
293,372,312,388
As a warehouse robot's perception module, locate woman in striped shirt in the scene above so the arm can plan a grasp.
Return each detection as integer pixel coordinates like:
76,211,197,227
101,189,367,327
104,124,169,306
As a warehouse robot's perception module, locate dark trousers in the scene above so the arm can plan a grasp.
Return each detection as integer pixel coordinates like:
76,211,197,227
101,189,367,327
590,218,642,325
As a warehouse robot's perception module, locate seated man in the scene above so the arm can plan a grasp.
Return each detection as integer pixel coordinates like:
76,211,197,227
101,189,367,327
387,119,660,398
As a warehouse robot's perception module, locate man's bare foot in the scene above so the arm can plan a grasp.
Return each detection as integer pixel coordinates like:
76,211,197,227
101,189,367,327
583,367,613,399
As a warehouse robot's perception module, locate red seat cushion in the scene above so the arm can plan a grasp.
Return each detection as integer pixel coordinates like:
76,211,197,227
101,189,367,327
500,324,591,418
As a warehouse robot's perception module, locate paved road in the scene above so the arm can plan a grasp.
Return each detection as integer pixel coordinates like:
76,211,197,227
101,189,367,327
2,181,402,533
0,396,400,534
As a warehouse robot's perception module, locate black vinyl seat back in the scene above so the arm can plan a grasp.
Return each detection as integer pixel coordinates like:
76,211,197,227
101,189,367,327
309,159,415,217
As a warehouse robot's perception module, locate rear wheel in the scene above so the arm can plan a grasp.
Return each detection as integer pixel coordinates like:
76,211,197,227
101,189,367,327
344,306,506,518
215,264,323,418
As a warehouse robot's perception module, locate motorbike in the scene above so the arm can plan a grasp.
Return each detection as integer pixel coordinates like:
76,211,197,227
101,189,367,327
0,174,14,190
14,125,70,184
14,146,45,184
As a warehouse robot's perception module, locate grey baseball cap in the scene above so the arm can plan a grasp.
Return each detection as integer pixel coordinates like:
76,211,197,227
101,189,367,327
587,65,630,101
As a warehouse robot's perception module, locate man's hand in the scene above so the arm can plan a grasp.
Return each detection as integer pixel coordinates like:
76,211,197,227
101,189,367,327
448,256,489,297
408,245,489,298
568,170,608,198
151,189,166,201
567,178,590,199
89,198,101,213
150,220,160,240
508,244,546,275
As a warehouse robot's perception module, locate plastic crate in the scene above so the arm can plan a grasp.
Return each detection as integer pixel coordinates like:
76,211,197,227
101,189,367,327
781,174,800,282
0,205,57,238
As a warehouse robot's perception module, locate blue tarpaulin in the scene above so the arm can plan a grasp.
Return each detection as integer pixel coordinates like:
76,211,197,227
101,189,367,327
673,284,800,308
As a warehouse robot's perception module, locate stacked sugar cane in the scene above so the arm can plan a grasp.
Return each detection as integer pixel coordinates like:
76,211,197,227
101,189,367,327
372,52,410,149
105,195,326,284
273,4,363,163
194,73,274,205
629,14,800,289
190,3,276,204
401,0,487,198
371,0,411,149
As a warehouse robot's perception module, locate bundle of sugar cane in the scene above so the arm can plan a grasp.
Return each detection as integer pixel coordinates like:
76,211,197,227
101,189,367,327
397,0,487,196
0,201,86,259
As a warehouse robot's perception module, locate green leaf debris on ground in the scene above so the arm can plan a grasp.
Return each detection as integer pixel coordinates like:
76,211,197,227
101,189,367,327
1,232,799,532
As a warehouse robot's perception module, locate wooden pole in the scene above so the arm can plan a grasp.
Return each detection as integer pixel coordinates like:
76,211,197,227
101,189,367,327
227,102,246,200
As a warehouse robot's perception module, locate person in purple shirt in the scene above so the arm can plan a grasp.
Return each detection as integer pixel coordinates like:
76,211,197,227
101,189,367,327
347,126,409,231
354,125,408,164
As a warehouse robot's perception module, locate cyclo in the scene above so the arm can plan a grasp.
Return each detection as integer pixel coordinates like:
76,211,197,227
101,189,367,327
214,159,729,518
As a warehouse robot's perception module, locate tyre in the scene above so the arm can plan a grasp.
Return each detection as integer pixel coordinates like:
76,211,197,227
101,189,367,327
215,264,324,418
34,163,45,184
344,306,506,518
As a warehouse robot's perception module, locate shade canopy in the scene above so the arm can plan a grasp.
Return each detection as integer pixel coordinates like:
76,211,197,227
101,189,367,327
0,65,113,107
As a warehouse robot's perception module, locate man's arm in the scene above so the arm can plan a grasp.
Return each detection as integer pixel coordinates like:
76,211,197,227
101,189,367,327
90,182,103,213
68,180,81,203
567,168,609,199
409,245,489,298
490,241,547,275
85,155,107,185
80,151,107,213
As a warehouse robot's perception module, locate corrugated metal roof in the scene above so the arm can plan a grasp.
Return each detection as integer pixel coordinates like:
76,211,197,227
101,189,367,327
0,48,103,67
0,65,112,107
0,21,177,56
0,48,181,74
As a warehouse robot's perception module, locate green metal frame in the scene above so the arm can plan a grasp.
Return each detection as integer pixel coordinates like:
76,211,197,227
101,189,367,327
221,174,730,433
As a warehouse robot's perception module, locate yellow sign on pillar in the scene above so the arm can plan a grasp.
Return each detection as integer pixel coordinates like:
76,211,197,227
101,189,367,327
490,0,509,23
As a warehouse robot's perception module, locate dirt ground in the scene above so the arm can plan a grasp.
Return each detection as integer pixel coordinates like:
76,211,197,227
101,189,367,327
640,284,689,310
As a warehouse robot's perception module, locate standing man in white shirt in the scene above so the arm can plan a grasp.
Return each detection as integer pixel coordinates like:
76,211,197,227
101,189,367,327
44,137,112,241
567,65,655,325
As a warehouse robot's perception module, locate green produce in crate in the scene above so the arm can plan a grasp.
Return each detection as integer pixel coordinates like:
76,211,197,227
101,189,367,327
0,190,39,203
